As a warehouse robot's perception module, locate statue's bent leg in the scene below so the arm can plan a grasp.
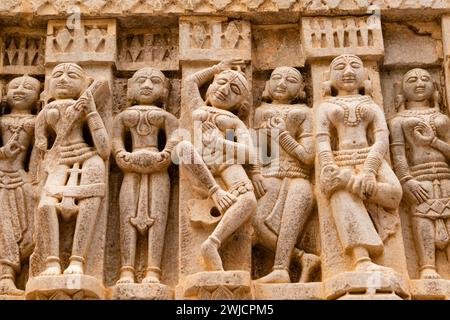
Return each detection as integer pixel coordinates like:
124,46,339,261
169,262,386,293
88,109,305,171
37,165,68,276
371,160,403,210
143,171,170,284
252,177,282,250
118,173,139,284
66,156,105,275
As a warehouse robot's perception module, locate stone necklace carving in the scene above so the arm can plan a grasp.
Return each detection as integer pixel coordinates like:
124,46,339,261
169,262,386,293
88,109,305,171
328,95,370,127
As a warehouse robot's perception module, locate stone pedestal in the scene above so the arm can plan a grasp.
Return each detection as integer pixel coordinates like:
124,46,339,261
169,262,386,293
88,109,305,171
112,283,173,300
25,275,105,300
410,279,450,300
252,282,323,300
176,271,252,300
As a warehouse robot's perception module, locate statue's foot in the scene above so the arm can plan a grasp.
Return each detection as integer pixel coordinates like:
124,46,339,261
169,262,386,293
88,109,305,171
201,238,224,271
255,269,290,284
63,263,83,275
40,263,62,276
355,260,394,274
211,188,237,214
116,276,134,284
0,278,23,296
420,267,441,280
299,253,321,283
142,276,160,284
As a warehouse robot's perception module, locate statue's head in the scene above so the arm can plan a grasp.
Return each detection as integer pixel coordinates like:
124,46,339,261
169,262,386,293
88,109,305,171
262,67,305,104
49,63,91,100
324,54,371,96
127,67,169,107
395,68,440,111
205,69,250,114
6,75,40,111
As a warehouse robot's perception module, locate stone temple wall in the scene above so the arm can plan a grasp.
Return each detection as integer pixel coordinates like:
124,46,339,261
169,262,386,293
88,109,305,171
0,0,450,300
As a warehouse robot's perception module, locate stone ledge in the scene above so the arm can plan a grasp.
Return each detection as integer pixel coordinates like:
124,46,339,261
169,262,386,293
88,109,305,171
410,279,450,300
25,275,105,300
252,282,323,300
111,283,174,300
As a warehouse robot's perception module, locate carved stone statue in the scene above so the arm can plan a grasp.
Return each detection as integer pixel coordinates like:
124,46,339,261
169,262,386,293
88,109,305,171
315,54,402,273
112,67,178,285
31,63,111,277
390,68,450,279
252,67,320,283
0,75,40,296
177,59,257,271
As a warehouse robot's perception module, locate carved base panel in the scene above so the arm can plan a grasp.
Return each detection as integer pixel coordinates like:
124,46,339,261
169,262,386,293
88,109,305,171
323,272,410,300
25,275,105,300
338,293,403,300
176,271,252,300
252,282,323,300
0,294,25,300
111,283,174,300
409,279,450,300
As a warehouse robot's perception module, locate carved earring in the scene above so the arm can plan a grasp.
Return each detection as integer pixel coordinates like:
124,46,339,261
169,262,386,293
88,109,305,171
432,83,441,109
322,80,332,97
261,81,272,102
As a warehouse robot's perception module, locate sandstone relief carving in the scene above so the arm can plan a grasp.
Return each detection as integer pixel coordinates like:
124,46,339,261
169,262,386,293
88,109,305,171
315,54,402,273
178,59,256,272
390,68,450,280
252,66,320,284
0,75,40,297
111,67,178,298
26,63,110,299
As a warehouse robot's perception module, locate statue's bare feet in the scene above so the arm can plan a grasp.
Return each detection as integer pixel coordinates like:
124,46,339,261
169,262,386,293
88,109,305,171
211,188,237,214
117,269,135,284
0,278,23,296
142,269,161,284
355,260,394,274
420,267,441,280
142,276,160,284
255,269,290,284
40,261,61,276
64,260,84,275
299,253,321,283
201,238,224,271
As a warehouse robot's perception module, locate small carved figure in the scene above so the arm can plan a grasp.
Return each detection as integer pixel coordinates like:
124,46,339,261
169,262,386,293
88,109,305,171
252,67,320,283
32,63,111,276
0,75,40,295
390,68,450,279
315,54,402,273
113,68,179,284
177,59,257,271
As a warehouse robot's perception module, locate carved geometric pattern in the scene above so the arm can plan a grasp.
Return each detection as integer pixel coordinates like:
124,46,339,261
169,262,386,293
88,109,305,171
190,23,211,49
117,28,179,71
84,26,107,52
1,32,45,74
195,285,251,300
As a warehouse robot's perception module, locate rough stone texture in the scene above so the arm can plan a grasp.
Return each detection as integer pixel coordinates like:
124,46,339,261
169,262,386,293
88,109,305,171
1,1,450,301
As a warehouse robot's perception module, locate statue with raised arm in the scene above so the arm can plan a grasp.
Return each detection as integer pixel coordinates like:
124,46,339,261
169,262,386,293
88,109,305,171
177,59,257,271
112,67,178,285
252,67,320,283
31,63,111,277
390,68,450,279
0,75,40,295
315,54,402,273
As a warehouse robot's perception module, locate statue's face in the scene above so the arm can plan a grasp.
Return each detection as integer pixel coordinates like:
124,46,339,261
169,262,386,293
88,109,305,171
131,69,166,105
402,68,434,103
268,67,303,103
207,71,246,110
6,76,40,110
49,63,85,99
330,55,365,94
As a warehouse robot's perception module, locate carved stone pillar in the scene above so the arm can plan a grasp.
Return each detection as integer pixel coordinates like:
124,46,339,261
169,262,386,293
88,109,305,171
443,16,450,111
302,14,410,300
25,19,116,300
176,16,254,300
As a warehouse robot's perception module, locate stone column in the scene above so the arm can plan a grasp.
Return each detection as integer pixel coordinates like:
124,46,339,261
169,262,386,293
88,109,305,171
443,16,450,111
175,16,254,300
302,14,410,300
25,18,116,300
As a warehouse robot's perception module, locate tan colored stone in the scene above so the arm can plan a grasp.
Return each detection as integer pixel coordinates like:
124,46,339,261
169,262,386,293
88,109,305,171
252,282,323,299
112,283,174,300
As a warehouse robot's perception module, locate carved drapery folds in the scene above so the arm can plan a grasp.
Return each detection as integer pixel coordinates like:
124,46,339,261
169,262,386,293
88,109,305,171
0,5,450,300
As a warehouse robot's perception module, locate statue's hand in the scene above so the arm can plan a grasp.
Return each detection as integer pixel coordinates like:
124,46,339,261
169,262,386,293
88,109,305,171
76,91,97,114
3,138,24,158
266,116,287,134
320,164,351,197
359,171,377,199
403,179,429,204
250,173,267,199
413,121,435,145
217,58,245,72
201,121,221,146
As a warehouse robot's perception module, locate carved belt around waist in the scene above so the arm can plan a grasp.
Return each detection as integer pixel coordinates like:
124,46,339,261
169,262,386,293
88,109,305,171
59,142,97,165
0,170,25,189
333,147,371,167
410,162,450,181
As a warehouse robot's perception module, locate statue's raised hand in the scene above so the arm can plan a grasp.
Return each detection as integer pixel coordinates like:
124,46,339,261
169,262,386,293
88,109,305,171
217,58,245,72
414,121,435,145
